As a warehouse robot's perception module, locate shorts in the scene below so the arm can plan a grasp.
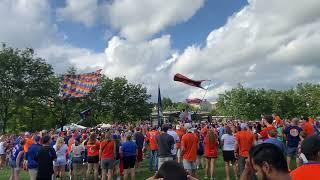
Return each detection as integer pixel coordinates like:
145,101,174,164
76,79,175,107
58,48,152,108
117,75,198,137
113,159,120,166
183,160,196,170
287,147,298,158
137,148,143,162
123,156,136,169
54,157,67,167
10,159,17,168
223,151,236,162
87,156,99,164
72,157,83,164
101,159,115,170
158,157,173,170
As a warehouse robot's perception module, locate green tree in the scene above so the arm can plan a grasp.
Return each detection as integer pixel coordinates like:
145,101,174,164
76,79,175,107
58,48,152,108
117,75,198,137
0,45,56,132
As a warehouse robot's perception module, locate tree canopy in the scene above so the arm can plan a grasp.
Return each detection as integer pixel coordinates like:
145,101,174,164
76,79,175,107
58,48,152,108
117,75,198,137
0,45,151,132
216,84,320,120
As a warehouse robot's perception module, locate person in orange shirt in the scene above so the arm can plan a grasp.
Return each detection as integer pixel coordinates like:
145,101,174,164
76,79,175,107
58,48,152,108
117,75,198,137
146,126,159,172
175,125,185,163
100,132,116,180
24,132,34,153
86,133,100,180
302,116,315,136
260,115,277,141
235,123,255,175
181,123,198,177
204,129,218,180
290,135,320,180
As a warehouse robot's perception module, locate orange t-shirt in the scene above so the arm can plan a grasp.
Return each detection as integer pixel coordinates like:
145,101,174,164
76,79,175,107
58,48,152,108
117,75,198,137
24,138,34,152
100,140,115,160
235,131,254,157
146,130,159,150
86,141,100,157
290,164,320,180
201,127,208,137
303,122,314,136
175,129,185,149
260,126,277,140
181,133,198,161
204,136,218,158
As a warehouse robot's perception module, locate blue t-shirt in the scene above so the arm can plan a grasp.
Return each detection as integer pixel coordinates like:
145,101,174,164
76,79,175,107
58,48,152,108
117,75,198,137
264,138,287,155
26,143,42,169
121,141,137,157
219,127,225,138
284,126,303,147
11,144,23,162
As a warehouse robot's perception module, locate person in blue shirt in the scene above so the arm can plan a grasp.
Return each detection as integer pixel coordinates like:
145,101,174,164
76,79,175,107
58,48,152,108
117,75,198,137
120,132,137,180
10,139,26,180
26,136,42,180
264,130,286,156
283,118,303,168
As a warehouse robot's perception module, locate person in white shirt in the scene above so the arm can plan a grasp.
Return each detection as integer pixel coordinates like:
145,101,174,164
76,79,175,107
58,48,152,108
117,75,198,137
53,137,68,179
167,125,180,159
221,126,238,180
70,139,85,179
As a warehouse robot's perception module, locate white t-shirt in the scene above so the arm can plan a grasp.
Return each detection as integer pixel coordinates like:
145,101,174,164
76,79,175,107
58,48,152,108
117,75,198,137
221,134,235,151
54,144,68,161
167,130,180,155
72,144,85,158
0,142,5,154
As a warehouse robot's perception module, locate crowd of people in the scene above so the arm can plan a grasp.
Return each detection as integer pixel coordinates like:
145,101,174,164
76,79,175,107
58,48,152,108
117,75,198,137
0,114,319,180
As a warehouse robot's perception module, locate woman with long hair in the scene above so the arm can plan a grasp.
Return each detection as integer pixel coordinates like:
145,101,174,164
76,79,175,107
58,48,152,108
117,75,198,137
86,133,100,180
221,126,238,180
53,137,68,179
120,132,137,180
70,139,85,180
204,129,218,180
100,131,116,180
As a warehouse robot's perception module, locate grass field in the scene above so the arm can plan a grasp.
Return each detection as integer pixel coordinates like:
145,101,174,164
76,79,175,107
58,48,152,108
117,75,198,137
0,154,295,180
0,154,238,180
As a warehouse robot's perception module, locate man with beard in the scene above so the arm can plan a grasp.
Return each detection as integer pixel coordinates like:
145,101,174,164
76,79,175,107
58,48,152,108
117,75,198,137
290,135,320,180
240,143,290,180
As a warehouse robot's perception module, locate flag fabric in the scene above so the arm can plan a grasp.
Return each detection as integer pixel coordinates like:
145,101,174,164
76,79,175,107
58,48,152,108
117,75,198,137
174,73,205,89
63,69,102,98
157,85,163,128
186,98,203,104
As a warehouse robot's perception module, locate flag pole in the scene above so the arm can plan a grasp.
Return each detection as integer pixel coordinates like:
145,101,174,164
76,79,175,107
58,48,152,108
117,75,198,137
195,88,208,114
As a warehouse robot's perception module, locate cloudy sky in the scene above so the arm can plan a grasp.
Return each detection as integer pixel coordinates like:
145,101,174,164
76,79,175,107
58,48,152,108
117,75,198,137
1,0,320,102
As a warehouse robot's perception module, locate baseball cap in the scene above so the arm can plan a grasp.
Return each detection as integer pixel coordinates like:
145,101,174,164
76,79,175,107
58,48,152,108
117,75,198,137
24,132,30,136
176,125,181,130
240,123,248,130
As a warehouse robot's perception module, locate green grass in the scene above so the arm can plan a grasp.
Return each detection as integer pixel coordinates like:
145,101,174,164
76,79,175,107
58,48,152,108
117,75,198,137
0,155,295,180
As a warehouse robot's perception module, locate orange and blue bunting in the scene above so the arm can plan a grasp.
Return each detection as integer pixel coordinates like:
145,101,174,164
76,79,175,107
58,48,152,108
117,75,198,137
63,69,102,98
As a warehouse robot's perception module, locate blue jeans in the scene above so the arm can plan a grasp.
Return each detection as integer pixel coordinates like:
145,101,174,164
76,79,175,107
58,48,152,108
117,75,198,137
149,150,158,171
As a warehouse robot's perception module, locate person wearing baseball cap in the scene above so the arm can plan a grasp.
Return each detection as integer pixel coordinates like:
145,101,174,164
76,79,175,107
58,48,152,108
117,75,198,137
181,123,199,177
290,135,320,179
234,122,255,175
26,136,42,180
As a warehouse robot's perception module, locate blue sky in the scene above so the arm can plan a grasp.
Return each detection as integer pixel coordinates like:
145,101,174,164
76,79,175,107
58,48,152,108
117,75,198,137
1,0,320,101
51,0,248,52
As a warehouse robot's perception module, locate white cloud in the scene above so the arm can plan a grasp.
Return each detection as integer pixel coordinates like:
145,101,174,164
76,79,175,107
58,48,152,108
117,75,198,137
169,0,320,100
0,0,55,48
38,44,105,74
107,0,205,41
56,0,100,27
